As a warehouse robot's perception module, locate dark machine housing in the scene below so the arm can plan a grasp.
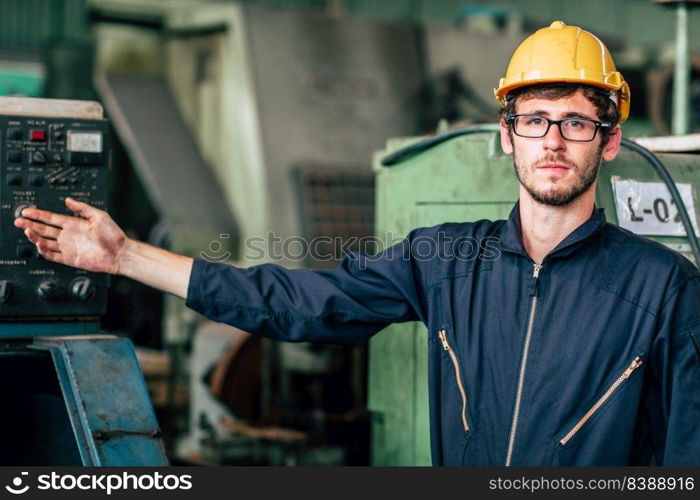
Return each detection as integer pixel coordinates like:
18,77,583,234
0,110,110,321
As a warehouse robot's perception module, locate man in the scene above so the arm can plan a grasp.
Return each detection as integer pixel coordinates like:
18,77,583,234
14,21,700,466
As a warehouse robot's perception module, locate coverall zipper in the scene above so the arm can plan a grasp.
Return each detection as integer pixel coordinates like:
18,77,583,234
559,356,644,446
505,262,541,466
438,329,469,432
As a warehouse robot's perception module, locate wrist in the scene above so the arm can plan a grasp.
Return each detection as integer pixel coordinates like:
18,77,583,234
114,236,136,276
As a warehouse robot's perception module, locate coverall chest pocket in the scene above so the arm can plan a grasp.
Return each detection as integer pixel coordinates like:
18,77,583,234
437,325,474,464
555,354,645,465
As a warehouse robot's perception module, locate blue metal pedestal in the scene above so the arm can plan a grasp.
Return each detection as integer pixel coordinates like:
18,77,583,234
0,333,168,465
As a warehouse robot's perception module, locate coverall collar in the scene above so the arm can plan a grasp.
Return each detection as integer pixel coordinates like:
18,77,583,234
499,200,607,260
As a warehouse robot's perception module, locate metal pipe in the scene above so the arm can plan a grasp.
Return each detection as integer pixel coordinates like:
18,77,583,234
672,1,691,135
622,138,700,266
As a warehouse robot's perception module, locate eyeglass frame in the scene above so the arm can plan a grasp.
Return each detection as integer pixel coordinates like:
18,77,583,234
504,113,612,142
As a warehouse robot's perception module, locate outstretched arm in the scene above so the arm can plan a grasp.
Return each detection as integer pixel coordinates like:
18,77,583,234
14,197,193,299
15,197,432,344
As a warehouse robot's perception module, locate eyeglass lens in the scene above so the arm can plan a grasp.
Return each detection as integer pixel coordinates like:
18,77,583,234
513,115,597,141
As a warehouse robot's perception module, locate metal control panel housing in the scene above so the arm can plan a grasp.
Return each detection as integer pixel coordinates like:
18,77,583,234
0,114,110,319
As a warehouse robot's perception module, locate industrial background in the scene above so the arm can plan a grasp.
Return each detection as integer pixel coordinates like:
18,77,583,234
0,0,699,465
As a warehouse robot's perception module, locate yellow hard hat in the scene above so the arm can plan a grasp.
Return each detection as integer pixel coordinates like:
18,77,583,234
494,20,630,122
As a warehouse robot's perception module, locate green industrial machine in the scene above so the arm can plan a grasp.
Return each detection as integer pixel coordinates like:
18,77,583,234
368,128,700,465
0,62,45,97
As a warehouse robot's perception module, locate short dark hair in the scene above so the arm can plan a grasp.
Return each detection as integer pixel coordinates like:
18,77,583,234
499,83,620,145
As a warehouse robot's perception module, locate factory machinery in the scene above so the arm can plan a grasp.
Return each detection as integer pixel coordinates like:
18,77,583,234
0,96,166,465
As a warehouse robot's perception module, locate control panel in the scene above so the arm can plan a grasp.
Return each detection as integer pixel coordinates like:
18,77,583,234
0,113,110,320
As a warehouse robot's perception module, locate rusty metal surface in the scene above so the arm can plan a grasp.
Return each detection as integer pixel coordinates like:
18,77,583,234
31,334,168,465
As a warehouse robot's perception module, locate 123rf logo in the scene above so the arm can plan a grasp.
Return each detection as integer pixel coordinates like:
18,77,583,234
3,471,193,496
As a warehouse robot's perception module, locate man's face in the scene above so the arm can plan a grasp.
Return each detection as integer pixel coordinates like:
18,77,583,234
499,90,621,206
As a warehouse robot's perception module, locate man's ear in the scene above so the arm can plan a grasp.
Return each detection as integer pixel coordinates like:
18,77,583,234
500,118,513,155
602,125,622,162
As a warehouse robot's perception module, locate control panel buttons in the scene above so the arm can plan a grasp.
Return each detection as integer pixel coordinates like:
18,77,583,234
7,128,23,140
37,280,63,302
7,151,22,163
0,280,12,304
70,277,95,302
16,245,34,258
6,174,21,186
30,129,47,141
29,174,44,186
0,115,108,319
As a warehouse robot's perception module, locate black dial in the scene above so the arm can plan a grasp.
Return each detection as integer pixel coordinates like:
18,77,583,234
13,203,35,219
37,280,63,302
70,277,95,302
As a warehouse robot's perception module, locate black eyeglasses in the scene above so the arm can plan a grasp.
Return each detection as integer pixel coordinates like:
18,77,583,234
505,114,612,142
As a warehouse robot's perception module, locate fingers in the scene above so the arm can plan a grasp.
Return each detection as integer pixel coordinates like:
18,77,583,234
13,218,61,240
17,199,102,229
36,236,61,253
65,197,100,218
23,227,39,245
18,207,68,228
23,228,59,250
23,228,64,263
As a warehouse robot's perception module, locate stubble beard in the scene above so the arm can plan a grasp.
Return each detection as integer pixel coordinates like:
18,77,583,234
513,147,603,207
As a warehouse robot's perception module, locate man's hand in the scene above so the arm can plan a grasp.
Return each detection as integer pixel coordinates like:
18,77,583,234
14,197,128,275
14,197,194,299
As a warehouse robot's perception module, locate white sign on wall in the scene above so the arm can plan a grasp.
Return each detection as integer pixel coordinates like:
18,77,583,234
611,177,699,237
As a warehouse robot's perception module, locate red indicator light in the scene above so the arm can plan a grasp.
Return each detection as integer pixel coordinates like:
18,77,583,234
30,129,46,141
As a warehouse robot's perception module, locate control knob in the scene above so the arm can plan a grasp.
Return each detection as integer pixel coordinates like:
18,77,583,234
0,280,12,304
70,277,95,302
37,280,63,302
14,203,36,219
